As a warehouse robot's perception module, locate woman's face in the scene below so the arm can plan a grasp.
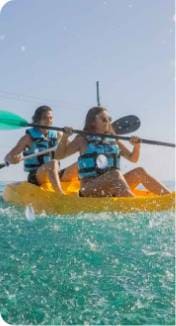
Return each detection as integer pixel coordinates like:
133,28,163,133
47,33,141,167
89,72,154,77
93,111,112,133
40,110,53,127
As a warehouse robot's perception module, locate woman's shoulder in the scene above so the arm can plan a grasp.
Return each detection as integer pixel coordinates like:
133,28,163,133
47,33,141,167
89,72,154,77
73,134,87,152
74,134,84,141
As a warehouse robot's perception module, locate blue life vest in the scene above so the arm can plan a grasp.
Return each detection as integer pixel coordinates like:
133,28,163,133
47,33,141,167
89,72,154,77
78,136,120,179
23,128,58,172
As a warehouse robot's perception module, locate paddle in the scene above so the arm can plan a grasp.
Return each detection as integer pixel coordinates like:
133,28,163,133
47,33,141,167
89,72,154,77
115,136,175,148
0,110,140,135
96,81,101,106
112,115,140,135
0,145,57,169
95,81,140,134
0,111,140,169
0,110,175,147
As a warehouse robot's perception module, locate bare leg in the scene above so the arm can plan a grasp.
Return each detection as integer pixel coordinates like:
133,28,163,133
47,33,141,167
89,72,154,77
61,162,78,181
81,169,134,197
36,159,64,194
124,167,171,195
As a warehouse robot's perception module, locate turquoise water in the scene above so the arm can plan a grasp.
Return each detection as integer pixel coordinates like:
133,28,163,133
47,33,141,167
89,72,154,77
0,182,175,325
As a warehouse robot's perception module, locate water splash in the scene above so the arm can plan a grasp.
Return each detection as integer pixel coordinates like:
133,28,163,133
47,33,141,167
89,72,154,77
25,205,35,222
0,188,174,325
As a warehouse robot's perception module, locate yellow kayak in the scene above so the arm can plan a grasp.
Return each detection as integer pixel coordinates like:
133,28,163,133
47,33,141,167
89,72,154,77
3,181,175,215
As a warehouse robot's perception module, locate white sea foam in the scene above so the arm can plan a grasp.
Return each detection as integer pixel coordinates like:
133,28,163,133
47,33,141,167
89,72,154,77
0,314,9,325
25,205,35,222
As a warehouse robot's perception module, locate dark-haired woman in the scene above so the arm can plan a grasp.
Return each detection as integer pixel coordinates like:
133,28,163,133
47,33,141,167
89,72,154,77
55,106,170,197
5,105,68,193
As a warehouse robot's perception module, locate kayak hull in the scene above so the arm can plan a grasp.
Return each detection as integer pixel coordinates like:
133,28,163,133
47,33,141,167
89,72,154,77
3,181,175,215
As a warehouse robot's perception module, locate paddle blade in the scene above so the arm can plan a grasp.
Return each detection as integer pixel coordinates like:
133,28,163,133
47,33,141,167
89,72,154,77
112,115,141,135
0,110,29,129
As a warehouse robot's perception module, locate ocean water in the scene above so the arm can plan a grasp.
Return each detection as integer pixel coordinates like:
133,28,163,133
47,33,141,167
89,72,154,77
0,181,175,325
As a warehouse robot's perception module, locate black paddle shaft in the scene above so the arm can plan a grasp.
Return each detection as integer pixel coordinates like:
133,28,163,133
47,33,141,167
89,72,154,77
96,81,101,106
116,136,176,147
27,123,175,146
27,115,140,137
27,123,117,139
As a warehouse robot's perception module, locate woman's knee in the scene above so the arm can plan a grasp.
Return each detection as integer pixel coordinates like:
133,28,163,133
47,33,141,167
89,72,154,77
109,169,123,179
132,167,147,176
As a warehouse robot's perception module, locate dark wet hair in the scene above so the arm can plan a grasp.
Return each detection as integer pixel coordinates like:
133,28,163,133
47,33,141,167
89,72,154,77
83,106,114,134
32,105,53,123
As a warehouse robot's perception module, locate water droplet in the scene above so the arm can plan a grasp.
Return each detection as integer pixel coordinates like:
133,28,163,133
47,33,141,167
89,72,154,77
25,205,35,222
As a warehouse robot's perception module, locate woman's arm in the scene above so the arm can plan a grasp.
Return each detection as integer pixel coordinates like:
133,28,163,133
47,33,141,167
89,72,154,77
57,131,63,142
55,131,81,159
118,136,141,162
5,134,31,164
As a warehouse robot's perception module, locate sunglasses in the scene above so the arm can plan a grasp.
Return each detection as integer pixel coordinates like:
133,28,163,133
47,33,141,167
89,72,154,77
99,116,112,123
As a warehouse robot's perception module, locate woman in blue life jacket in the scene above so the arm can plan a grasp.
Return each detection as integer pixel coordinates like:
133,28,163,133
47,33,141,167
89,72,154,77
4,105,77,194
55,106,171,197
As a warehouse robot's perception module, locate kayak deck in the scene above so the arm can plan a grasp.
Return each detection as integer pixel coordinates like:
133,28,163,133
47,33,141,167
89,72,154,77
3,181,175,215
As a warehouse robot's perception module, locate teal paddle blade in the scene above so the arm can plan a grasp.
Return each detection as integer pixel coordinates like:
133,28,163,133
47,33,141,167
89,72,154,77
0,110,28,129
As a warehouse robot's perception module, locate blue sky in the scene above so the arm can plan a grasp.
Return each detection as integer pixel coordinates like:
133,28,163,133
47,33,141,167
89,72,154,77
0,0,175,182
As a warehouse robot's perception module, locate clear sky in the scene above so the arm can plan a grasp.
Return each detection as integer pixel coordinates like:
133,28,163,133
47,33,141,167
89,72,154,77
0,0,175,182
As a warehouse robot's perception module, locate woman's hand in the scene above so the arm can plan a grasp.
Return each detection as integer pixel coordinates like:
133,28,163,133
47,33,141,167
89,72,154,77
118,136,141,163
63,127,73,137
5,154,22,165
129,136,140,145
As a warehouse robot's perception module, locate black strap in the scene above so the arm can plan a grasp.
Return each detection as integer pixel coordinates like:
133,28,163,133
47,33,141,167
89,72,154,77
25,163,40,168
